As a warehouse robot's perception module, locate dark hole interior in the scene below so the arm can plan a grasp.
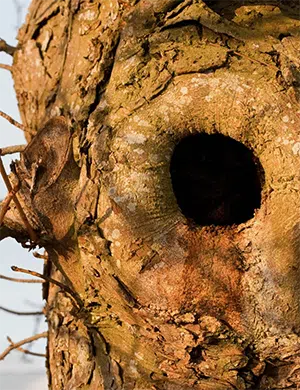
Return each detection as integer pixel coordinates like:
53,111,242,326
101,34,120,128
189,345,204,364
170,133,263,226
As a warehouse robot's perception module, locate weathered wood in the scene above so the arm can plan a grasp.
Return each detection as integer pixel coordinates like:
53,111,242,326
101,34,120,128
2,0,300,388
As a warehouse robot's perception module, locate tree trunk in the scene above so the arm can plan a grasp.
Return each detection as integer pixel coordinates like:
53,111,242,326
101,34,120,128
2,0,300,389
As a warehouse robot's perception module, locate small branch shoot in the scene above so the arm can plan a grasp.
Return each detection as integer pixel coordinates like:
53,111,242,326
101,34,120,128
0,273,44,283
0,306,43,316
0,332,47,360
0,39,16,56
11,266,80,304
0,156,38,243
0,64,12,71
0,145,26,156
0,110,24,130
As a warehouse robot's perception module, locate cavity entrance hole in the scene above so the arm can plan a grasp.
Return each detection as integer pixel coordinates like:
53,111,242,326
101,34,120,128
170,133,263,226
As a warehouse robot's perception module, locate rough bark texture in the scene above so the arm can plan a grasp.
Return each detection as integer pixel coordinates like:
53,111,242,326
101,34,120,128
1,0,300,389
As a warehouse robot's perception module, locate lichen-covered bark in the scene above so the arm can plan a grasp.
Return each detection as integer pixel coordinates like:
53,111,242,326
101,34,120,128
1,0,300,389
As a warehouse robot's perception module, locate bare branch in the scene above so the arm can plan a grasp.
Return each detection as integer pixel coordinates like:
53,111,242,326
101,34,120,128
0,64,12,71
0,145,26,155
0,110,35,135
0,182,19,226
11,266,79,303
33,251,48,260
9,345,46,358
0,306,43,316
23,305,45,361
0,157,38,243
0,110,24,130
0,332,47,361
0,38,16,56
0,273,44,283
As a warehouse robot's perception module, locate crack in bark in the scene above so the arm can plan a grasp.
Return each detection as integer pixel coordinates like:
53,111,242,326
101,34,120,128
87,33,122,119
112,274,140,308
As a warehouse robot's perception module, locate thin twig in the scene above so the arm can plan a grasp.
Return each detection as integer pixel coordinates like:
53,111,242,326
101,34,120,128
24,306,44,361
0,64,12,71
0,273,44,283
0,332,47,360
0,145,26,156
0,110,24,130
9,345,46,358
0,182,19,226
11,266,79,302
0,156,38,243
0,110,34,135
33,251,48,260
0,38,16,56
0,306,43,316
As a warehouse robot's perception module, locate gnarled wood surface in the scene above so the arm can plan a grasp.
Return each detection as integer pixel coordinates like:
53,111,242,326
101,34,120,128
1,0,300,388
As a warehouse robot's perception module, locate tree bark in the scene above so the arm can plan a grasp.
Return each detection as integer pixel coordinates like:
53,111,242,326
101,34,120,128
2,0,300,389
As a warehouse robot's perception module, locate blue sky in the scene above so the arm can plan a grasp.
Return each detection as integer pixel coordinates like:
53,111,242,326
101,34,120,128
0,1,47,389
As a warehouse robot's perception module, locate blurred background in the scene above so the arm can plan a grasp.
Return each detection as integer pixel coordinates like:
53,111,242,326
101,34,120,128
0,1,48,389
